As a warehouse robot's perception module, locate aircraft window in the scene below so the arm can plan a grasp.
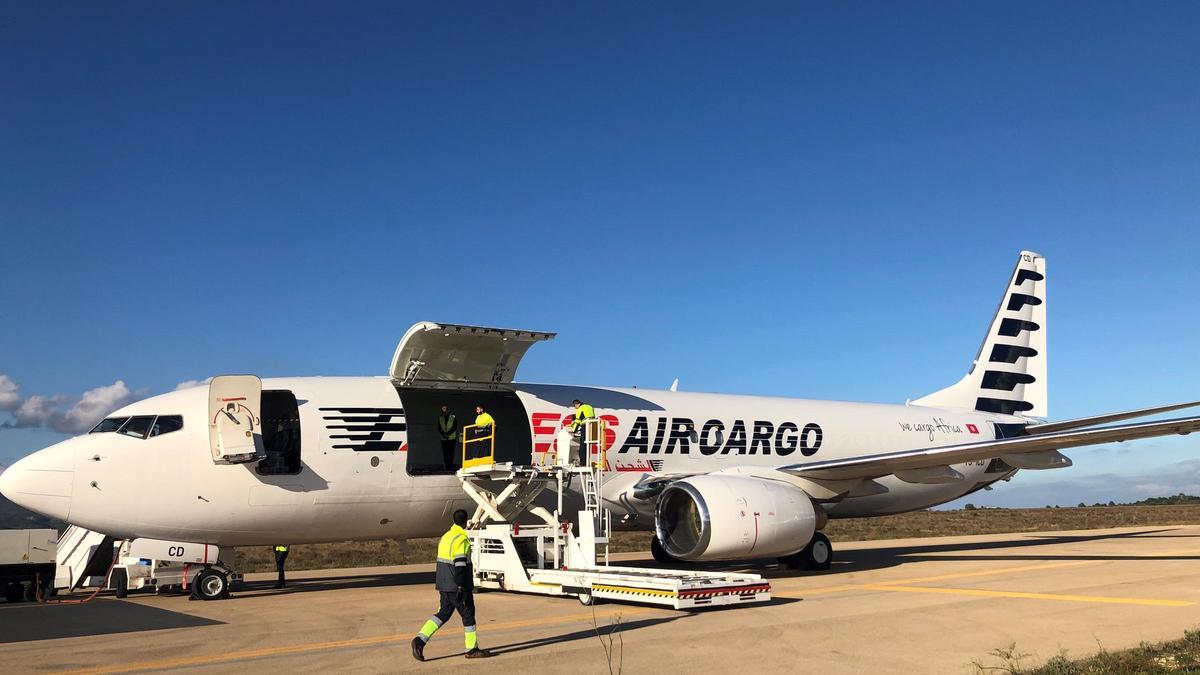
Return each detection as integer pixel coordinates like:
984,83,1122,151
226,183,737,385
118,416,156,439
90,417,129,433
149,415,184,437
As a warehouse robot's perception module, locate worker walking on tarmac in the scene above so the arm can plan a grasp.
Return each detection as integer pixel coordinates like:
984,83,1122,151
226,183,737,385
272,544,289,589
570,399,596,465
411,510,493,661
438,405,458,470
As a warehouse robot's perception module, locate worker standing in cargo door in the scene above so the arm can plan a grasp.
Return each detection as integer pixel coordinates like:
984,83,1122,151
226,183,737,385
469,405,495,463
437,405,458,471
272,545,289,589
411,510,493,661
570,399,596,465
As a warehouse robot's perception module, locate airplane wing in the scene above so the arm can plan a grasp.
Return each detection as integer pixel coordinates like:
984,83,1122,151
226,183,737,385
780,415,1200,481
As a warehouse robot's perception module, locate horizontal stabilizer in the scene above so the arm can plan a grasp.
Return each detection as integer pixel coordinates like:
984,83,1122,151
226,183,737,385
781,415,1200,481
1025,401,1200,435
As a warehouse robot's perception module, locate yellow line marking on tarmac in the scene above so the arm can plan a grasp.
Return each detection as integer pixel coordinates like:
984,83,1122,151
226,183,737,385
775,560,1193,606
58,606,661,675
775,560,1098,597
860,584,1195,607
879,559,1098,586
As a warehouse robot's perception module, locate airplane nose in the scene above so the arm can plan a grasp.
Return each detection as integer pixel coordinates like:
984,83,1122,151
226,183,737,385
0,439,75,522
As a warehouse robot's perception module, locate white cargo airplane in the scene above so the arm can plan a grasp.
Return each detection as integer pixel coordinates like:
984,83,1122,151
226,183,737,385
3,251,1198,583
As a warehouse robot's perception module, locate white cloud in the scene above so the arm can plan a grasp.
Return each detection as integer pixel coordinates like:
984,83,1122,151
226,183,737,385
0,374,143,435
173,377,213,391
0,375,18,410
11,395,65,428
56,381,139,434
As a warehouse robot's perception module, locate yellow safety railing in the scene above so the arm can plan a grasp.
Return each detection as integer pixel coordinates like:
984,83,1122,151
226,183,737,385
581,417,609,470
461,422,496,469
539,417,610,469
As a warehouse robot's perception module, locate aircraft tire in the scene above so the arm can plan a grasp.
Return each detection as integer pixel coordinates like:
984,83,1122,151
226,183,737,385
806,532,833,570
193,568,229,601
650,536,675,565
779,532,834,571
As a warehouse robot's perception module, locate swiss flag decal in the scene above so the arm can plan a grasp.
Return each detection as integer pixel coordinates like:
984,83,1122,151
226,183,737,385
966,424,979,434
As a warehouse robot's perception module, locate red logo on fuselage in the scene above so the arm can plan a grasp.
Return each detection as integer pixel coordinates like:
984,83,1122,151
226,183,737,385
531,412,620,453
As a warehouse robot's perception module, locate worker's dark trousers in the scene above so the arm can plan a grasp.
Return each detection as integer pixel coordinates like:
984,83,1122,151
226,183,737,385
575,430,588,465
440,439,456,470
433,590,476,628
274,551,288,585
468,429,489,461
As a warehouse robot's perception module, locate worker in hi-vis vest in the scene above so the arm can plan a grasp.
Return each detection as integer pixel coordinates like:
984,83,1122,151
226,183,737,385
570,399,596,465
468,405,495,462
437,405,458,470
411,510,493,660
272,544,289,589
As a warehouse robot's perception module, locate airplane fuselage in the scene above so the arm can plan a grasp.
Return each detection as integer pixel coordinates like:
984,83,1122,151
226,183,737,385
20,376,1021,546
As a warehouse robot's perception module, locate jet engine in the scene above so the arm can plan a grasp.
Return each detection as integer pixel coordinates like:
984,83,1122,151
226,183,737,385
654,475,817,561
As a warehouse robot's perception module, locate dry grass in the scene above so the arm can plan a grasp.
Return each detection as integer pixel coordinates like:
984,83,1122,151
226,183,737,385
976,630,1200,674
235,504,1200,573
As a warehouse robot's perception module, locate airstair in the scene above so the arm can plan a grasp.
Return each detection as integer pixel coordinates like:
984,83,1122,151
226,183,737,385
54,525,115,591
456,421,771,609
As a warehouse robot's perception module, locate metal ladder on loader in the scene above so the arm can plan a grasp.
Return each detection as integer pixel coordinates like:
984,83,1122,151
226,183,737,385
456,425,771,610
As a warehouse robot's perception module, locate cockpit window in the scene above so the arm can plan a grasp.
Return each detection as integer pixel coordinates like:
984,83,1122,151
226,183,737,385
118,416,156,439
91,417,129,433
149,415,184,437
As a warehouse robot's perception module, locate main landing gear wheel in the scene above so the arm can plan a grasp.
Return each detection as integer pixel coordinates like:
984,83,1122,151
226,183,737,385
650,536,676,565
193,568,230,601
779,532,833,571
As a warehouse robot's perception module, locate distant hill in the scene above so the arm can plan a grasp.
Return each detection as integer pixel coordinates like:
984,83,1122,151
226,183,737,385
0,496,65,531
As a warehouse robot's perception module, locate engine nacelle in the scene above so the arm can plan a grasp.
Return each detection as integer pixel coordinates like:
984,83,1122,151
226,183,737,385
654,475,817,561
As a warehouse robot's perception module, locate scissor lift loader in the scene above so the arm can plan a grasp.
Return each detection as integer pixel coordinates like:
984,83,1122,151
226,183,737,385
457,423,771,610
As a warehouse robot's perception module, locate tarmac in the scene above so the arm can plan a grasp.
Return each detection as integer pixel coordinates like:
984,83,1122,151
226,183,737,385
4,525,1200,674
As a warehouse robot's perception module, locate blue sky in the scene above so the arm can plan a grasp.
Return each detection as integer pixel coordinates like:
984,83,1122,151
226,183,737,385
1,2,1197,507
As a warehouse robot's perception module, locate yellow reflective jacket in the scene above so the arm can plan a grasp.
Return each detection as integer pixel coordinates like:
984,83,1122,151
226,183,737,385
571,403,596,431
435,524,472,591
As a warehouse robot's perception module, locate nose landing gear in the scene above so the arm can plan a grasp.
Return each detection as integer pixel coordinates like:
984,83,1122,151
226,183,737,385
191,567,232,601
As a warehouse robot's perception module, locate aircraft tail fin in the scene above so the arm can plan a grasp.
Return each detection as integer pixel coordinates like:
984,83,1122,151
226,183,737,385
913,251,1047,418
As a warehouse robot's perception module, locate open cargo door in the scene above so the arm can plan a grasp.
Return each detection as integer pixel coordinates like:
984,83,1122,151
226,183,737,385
208,375,264,464
389,321,555,389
